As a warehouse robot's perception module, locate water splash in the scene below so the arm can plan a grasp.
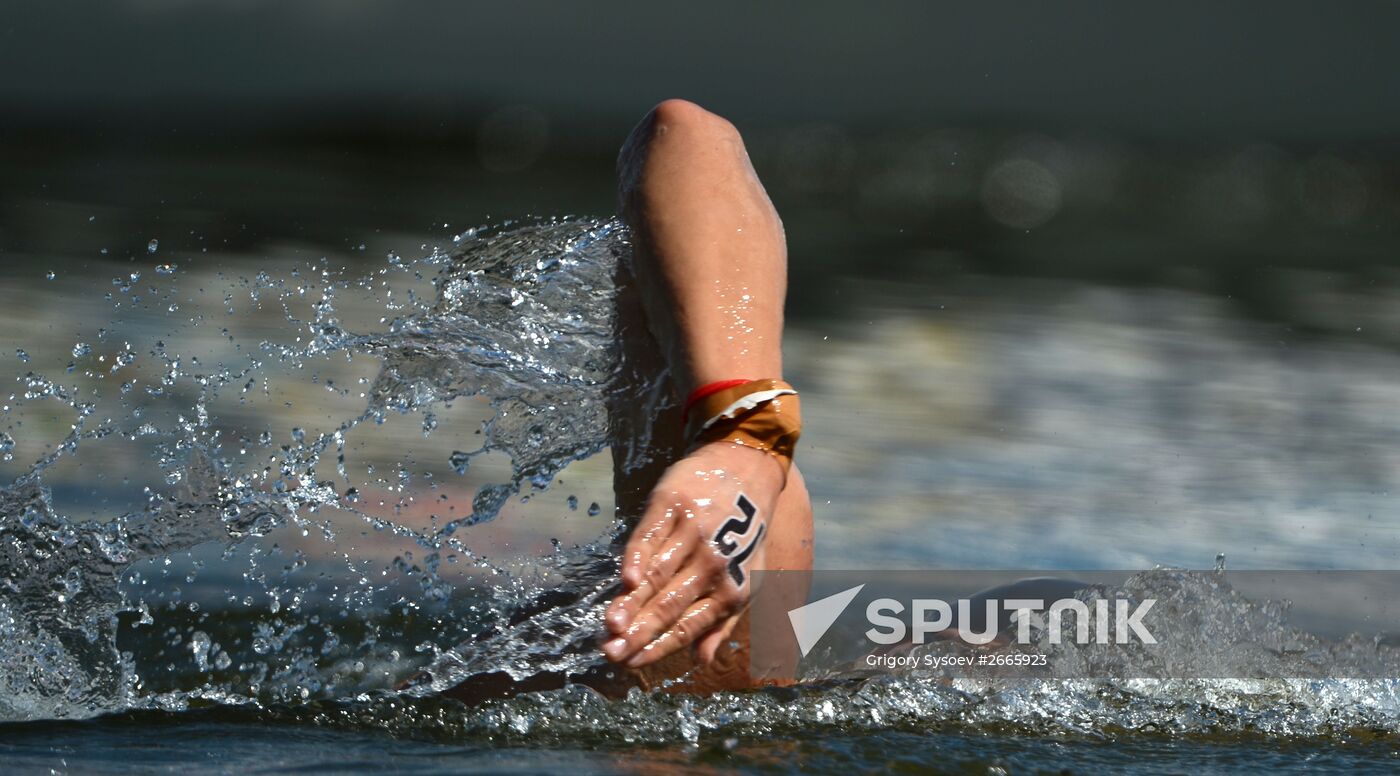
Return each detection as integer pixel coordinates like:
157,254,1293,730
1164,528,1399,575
314,570,1400,748
3,217,1399,751
0,217,633,719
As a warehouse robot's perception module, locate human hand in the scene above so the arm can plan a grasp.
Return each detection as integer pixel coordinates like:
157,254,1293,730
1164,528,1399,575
601,441,784,668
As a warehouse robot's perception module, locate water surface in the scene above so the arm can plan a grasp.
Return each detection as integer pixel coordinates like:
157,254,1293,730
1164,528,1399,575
3,137,1399,773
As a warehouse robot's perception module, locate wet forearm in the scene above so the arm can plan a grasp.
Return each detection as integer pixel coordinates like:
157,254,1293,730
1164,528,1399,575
617,100,787,393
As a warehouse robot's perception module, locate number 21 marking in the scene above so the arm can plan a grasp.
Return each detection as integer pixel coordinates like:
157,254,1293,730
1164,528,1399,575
712,493,766,587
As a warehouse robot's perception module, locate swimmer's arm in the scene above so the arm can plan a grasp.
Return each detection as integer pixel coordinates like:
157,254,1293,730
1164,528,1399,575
605,100,789,667
616,99,787,392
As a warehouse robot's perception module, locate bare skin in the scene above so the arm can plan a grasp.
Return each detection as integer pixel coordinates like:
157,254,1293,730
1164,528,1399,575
430,101,812,702
604,99,813,674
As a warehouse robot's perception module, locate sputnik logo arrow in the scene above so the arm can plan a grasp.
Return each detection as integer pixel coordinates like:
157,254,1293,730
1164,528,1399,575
787,584,865,657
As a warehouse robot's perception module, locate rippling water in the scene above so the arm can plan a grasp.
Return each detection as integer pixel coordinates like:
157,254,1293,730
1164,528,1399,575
3,212,1400,772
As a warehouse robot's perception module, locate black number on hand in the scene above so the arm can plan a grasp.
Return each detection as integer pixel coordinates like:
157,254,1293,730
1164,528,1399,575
712,493,766,587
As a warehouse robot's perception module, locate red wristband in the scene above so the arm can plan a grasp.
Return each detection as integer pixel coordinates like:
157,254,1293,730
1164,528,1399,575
682,379,751,423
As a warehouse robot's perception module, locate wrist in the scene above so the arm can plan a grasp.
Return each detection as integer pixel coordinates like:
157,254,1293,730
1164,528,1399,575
694,439,787,492
683,378,801,483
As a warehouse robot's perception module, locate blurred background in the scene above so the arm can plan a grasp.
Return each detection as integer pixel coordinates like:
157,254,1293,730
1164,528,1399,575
3,1,1400,572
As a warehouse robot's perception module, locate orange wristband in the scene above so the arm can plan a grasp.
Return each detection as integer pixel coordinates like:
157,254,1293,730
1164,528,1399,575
683,378,802,477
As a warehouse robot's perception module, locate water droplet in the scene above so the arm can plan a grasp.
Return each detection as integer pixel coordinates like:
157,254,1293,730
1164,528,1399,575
291,427,306,444
72,343,91,358
189,630,212,671
587,502,601,517
567,495,579,511
147,239,159,254
15,349,28,363
45,271,55,280
155,263,177,276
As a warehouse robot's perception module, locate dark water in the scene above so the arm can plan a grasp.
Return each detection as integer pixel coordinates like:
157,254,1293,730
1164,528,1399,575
3,708,1399,775
3,133,1400,772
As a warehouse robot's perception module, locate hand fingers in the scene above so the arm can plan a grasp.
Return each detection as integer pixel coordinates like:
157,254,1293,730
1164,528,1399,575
605,579,655,635
626,596,730,668
620,497,684,589
605,533,696,634
695,612,741,665
603,556,726,664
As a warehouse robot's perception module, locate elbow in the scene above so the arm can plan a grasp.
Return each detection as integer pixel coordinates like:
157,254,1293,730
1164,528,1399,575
648,99,740,140
617,99,742,200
